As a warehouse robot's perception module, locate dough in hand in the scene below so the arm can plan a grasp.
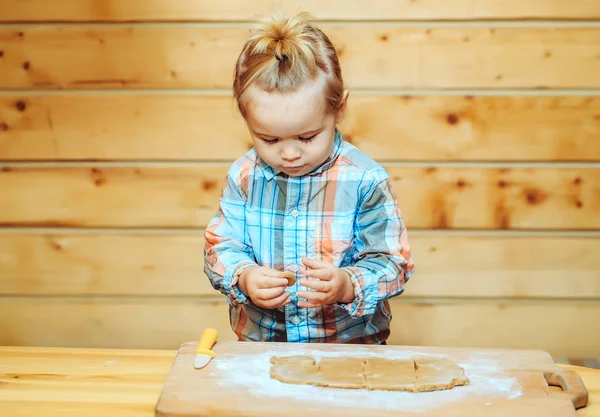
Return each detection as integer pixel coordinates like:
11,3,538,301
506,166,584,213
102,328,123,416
278,271,296,286
269,355,469,392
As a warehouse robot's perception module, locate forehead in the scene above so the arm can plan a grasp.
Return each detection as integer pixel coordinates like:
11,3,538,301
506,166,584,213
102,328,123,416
243,78,328,137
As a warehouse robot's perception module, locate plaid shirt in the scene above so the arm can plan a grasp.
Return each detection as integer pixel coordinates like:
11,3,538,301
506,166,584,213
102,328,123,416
204,130,415,344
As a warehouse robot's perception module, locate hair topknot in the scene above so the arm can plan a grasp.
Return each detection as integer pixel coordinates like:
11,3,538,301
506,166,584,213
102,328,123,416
233,11,345,117
248,12,317,69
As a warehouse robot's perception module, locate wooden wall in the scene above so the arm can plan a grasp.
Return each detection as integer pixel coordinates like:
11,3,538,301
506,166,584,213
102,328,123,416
1,1,599,357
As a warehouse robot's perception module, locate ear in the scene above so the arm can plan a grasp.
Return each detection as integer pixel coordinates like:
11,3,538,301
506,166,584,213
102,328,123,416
335,89,350,124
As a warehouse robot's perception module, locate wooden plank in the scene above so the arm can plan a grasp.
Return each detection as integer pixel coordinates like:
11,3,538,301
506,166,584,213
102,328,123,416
2,94,599,161
1,233,598,298
1,26,600,89
0,299,598,357
1,0,600,21
0,165,597,230
0,346,176,417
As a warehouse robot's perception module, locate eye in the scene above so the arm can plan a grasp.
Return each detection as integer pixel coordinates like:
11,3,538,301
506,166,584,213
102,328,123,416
298,134,317,143
261,138,279,145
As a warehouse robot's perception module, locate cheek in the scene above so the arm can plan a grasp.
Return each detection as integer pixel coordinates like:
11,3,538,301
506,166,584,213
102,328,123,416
255,143,278,162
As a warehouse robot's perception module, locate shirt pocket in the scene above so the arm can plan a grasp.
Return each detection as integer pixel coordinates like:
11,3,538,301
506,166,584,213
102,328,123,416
312,215,355,267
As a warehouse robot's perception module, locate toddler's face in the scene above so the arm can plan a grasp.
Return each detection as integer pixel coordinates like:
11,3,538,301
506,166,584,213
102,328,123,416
242,77,344,177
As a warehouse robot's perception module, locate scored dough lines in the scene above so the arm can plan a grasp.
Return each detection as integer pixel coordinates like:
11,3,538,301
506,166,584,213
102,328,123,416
269,355,470,392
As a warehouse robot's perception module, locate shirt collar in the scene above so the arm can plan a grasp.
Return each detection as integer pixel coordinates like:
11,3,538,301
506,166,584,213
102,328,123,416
258,129,344,181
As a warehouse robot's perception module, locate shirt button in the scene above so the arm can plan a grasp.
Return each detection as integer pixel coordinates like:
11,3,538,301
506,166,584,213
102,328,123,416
291,208,299,218
290,264,299,272
290,316,300,325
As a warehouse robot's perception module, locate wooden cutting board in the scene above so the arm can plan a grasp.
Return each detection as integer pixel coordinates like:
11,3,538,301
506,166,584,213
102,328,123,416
155,341,588,417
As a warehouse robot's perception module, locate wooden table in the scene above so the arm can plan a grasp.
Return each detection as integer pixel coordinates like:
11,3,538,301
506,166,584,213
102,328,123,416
1,346,599,417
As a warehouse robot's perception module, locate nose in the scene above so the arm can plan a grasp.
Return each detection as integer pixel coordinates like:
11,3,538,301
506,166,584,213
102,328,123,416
281,144,301,162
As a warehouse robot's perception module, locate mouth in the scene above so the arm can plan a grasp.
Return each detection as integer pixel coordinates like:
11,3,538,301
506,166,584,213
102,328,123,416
283,165,306,170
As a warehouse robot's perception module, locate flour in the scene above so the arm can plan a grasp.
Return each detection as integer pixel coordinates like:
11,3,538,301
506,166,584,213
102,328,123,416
211,346,523,413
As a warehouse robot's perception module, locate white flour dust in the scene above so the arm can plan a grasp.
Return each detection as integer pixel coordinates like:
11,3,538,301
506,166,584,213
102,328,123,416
210,347,523,413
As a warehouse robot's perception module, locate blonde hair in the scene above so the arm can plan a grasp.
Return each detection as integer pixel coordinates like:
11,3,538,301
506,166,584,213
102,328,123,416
233,12,345,117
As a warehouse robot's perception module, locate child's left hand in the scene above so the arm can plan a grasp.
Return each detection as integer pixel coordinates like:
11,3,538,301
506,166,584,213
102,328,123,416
297,257,355,308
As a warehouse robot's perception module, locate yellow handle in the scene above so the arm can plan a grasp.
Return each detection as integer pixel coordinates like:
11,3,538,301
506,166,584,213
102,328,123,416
196,328,218,356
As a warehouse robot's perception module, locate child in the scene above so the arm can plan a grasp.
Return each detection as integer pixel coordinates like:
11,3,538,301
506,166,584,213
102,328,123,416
204,12,415,344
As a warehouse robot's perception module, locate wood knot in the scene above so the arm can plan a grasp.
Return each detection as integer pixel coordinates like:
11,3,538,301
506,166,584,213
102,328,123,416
201,180,217,191
523,188,547,206
0,50,4,58
1,166,12,172
456,179,468,188
446,113,459,125
17,31,24,38
573,177,582,185
429,246,437,253
497,180,508,188
0,122,8,131
379,34,389,42
91,168,106,186
575,200,583,208
15,100,27,112
22,61,31,70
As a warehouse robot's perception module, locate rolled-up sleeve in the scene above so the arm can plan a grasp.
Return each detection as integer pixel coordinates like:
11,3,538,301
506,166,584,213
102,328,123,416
204,170,258,306
340,176,415,317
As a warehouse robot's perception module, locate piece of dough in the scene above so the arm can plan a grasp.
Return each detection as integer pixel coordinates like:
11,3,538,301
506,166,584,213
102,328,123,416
269,355,469,392
314,357,366,389
269,356,318,384
365,358,415,391
270,355,315,366
278,271,296,286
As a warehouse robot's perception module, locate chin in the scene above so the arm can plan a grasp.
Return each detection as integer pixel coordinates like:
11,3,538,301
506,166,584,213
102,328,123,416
285,166,313,176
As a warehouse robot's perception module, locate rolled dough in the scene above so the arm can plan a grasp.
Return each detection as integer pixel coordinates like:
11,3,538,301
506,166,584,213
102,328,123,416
269,355,469,392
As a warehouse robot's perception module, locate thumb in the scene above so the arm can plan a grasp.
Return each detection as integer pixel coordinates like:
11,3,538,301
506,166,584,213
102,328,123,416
302,257,329,270
262,267,283,277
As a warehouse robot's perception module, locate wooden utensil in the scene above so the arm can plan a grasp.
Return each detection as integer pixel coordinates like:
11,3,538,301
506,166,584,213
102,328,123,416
156,342,588,417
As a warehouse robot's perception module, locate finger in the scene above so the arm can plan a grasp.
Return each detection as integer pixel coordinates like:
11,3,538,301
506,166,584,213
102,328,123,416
258,276,290,288
301,257,331,270
299,278,329,292
261,268,285,277
297,300,323,308
255,286,286,301
263,291,291,309
297,290,328,304
304,268,332,281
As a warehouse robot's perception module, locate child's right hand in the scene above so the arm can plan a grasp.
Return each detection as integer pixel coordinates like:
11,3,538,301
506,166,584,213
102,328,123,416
238,267,291,309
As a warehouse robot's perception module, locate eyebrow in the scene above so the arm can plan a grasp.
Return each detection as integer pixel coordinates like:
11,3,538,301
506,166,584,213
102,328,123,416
254,127,324,138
